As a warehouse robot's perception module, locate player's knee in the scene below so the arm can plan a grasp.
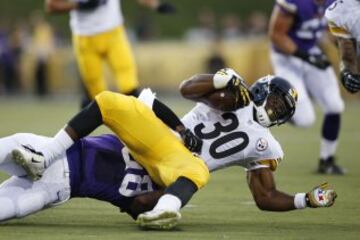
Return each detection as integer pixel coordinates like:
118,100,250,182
186,165,210,189
324,100,345,115
0,197,16,221
16,192,46,218
291,113,315,128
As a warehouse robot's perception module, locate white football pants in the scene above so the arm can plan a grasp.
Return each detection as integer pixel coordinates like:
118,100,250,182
0,133,70,222
270,50,344,127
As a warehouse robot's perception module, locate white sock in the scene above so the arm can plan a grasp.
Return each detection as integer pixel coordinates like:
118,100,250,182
153,194,182,212
320,138,338,160
42,128,74,166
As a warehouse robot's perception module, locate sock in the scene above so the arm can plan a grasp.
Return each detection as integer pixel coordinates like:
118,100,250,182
320,139,338,161
41,128,74,166
321,114,340,160
153,194,182,212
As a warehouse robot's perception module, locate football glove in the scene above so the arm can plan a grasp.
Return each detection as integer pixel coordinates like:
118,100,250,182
226,76,251,109
294,50,331,70
156,2,176,14
340,70,360,94
179,128,203,154
306,182,337,208
77,0,101,11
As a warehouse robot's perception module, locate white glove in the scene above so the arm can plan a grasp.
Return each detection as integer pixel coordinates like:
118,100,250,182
213,68,244,89
306,182,337,208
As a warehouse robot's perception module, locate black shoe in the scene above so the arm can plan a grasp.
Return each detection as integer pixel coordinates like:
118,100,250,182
317,156,346,175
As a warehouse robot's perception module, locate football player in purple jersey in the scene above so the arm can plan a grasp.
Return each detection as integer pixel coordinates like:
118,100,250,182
269,0,346,174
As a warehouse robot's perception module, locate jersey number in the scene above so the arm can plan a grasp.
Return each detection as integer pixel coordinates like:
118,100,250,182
118,148,153,197
194,112,249,159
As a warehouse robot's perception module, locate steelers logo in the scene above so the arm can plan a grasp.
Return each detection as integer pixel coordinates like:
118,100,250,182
256,138,268,151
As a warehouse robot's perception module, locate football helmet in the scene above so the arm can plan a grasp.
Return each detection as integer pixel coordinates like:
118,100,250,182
250,75,298,127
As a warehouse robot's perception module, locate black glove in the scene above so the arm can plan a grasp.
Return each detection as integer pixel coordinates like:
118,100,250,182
77,0,101,11
294,49,331,70
179,128,203,153
156,2,176,14
340,70,360,94
226,77,252,109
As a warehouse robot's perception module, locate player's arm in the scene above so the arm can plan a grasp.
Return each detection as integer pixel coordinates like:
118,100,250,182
45,0,77,13
45,0,102,13
338,37,359,74
268,5,297,55
247,167,337,211
180,68,251,109
122,190,164,220
137,0,176,14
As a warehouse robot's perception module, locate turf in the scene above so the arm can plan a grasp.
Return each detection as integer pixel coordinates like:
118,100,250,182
0,97,360,240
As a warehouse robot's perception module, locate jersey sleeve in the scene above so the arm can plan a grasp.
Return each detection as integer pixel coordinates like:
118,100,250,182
325,2,353,39
245,135,284,172
137,88,157,108
276,0,298,14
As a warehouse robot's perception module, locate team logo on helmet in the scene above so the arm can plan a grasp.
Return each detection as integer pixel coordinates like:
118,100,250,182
256,138,268,151
289,88,298,102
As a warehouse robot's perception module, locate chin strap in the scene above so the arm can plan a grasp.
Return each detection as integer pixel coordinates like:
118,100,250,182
254,105,272,127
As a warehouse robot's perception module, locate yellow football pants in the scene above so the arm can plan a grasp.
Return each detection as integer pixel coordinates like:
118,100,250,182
95,91,210,189
73,26,138,99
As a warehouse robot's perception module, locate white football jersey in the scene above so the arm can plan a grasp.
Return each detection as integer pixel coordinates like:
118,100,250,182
325,0,360,54
181,103,284,172
70,0,123,36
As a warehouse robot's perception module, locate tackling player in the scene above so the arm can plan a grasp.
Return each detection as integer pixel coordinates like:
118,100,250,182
45,0,176,107
7,69,337,229
325,0,360,93
268,0,345,175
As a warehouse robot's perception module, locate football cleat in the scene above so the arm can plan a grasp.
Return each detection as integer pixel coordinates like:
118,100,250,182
136,209,181,230
12,145,46,181
317,156,347,175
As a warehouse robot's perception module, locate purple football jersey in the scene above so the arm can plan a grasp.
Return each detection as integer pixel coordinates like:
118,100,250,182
66,134,158,211
274,0,335,52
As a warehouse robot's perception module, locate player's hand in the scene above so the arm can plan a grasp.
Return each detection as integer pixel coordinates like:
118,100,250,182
226,77,251,109
179,128,203,154
340,70,360,94
307,54,331,70
77,0,101,11
156,2,176,14
306,182,337,208
294,50,330,70
213,68,243,89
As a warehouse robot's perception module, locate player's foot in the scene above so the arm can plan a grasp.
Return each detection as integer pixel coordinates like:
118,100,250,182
136,209,181,230
317,156,347,175
12,145,46,181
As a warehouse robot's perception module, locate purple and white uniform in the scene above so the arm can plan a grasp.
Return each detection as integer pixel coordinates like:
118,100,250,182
271,0,344,127
67,134,157,210
0,133,156,221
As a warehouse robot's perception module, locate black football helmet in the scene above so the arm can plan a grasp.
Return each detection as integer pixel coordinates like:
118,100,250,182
249,75,298,127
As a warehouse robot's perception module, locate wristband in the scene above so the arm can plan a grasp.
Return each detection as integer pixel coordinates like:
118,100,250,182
213,73,229,89
294,193,307,209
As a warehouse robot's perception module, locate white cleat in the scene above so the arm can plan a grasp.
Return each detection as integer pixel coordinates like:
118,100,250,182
136,209,181,230
12,145,46,181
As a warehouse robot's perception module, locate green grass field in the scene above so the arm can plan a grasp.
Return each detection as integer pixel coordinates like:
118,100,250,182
0,97,360,240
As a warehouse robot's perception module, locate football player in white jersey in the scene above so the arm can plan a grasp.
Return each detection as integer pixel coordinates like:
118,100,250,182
268,0,346,175
325,0,360,93
7,69,337,229
45,0,175,107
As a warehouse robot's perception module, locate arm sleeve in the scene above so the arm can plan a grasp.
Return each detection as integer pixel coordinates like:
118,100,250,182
67,100,103,138
276,0,298,14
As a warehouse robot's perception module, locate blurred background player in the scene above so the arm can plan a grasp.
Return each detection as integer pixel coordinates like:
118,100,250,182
45,0,176,107
325,0,360,93
268,0,345,174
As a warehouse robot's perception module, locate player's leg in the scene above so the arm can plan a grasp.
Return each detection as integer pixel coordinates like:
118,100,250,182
270,51,316,127
105,27,139,95
95,91,209,228
305,66,345,174
0,156,70,222
72,34,106,99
